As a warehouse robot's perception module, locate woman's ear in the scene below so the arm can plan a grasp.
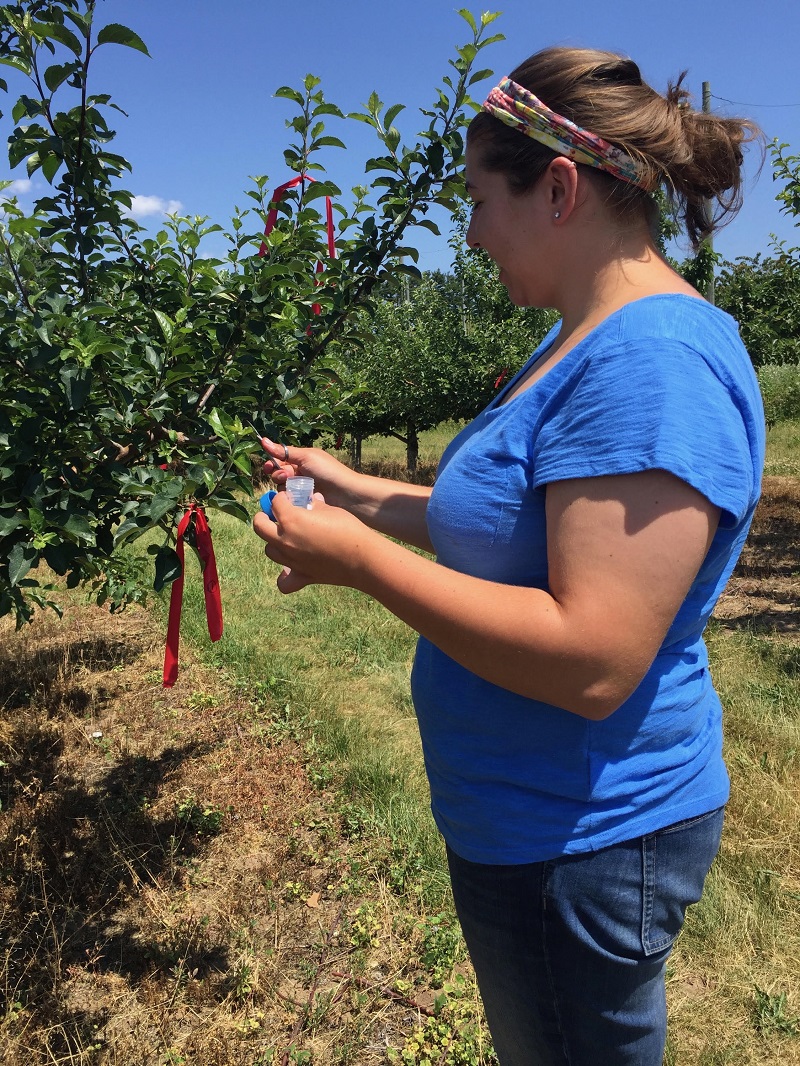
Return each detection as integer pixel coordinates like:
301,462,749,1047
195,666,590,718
545,157,580,222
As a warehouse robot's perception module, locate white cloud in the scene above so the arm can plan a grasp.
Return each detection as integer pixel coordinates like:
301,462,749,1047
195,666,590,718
1,178,32,203
128,194,183,219
1,178,34,217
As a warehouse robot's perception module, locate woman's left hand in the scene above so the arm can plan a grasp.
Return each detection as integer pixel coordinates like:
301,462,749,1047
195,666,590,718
252,490,372,594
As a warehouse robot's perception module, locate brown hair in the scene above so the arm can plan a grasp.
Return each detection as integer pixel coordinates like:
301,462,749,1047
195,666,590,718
467,47,763,248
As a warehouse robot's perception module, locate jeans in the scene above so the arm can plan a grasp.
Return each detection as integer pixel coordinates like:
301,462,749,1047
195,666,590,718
446,807,725,1066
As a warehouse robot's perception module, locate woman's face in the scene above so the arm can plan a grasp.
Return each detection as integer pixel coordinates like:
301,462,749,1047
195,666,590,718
464,143,553,308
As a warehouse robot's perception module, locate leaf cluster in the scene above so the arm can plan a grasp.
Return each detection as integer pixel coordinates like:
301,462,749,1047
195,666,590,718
0,2,505,624
714,142,800,369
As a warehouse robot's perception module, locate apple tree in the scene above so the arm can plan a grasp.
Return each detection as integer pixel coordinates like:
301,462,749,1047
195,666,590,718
0,0,503,624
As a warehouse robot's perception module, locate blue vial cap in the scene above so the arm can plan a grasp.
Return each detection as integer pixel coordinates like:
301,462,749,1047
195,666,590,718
259,490,278,521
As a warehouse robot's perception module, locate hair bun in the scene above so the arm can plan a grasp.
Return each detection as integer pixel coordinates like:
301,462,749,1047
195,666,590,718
592,58,642,86
666,73,692,114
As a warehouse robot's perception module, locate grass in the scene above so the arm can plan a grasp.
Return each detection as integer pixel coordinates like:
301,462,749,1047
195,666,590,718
764,419,800,477
0,419,798,1064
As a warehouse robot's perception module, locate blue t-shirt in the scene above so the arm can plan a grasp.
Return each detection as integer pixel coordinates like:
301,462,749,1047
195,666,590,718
411,294,765,864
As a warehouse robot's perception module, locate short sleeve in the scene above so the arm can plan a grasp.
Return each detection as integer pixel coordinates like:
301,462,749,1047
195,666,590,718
532,339,759,527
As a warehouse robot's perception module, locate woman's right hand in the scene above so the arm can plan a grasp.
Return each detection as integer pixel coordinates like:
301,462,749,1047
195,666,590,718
258,438,358,509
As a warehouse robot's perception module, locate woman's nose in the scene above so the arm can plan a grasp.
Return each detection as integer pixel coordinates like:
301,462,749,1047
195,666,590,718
466,219,480,250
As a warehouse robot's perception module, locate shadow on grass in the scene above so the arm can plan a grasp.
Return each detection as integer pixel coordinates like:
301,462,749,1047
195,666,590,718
0,629,231,1037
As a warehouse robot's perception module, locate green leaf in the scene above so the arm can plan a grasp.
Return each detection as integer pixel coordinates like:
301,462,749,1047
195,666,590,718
113,518,152,547
312,102,344,118
394,262,422,279
304,181,341,203
8,543,38,586
63,9,91,37
313,136,346,149
44,61,81,92
347,112,378,128
211,497,250,522
0,512,23,537
274,85,305,105
414,218,441,236
385,127,400,153
384,103,406,128
468,67,494,87
34,316,51,345
458,8,477,33
63,514,95,543
231,452,254,476
154,545,182,592
28,508,44,535
207,407,233,445
41,152,61,183
0,56,31,76
60,366,92,410
153,309,174,344
34,21,83,56
95,23,150,56
149,495,177,524
12,95,44,123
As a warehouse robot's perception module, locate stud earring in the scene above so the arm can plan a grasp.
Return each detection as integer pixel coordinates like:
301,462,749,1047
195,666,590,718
553,211,561,219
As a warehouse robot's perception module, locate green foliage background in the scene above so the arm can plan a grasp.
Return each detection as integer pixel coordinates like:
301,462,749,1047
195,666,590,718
0,0,502,624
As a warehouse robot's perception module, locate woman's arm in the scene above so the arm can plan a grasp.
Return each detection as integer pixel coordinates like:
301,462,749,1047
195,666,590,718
253,469,720,720
333,471,434,552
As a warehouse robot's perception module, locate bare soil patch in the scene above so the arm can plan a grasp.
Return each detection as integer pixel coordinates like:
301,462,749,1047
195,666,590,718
714,476,800,637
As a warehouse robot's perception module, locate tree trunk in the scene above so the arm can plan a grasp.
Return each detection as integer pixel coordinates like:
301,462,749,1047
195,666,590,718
406,423,418,475
350,434,363,471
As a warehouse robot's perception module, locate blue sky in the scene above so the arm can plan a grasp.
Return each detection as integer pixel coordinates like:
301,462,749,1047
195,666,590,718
3,0,800,272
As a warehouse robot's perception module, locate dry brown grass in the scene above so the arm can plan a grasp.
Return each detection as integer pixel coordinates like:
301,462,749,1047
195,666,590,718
0,602,472,1065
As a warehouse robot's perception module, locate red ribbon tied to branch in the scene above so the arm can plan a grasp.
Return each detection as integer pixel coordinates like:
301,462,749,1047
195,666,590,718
163,504,223,688
258,174,336,315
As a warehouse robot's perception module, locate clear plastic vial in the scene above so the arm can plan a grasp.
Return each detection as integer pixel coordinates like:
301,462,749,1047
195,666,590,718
285,477,314,508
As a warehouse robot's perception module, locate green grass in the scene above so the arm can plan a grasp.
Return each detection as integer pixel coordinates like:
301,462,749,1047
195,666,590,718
765,419,800,476
160,420,800,1063
358,421,464,466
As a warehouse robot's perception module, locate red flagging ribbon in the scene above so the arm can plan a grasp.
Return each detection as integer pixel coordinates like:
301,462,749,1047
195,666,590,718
163,504,223,688
258,174,336,315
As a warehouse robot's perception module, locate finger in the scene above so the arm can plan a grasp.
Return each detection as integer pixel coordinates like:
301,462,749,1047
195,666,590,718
261,437,291,464
257,438,292,478
277,566,312,594
253,510,279,542
269,489,295,521
264,460,294,483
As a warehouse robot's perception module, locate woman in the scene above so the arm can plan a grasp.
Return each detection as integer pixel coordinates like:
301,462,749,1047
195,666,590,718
253,47,765,1066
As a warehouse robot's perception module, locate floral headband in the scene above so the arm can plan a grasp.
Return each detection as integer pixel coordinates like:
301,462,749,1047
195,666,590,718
482,77,650,190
